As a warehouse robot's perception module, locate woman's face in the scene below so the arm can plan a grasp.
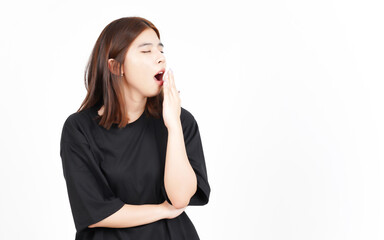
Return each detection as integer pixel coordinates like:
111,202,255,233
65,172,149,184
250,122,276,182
122,28,167,98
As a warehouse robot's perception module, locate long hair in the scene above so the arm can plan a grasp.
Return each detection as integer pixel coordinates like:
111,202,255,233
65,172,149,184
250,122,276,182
77,16,164,130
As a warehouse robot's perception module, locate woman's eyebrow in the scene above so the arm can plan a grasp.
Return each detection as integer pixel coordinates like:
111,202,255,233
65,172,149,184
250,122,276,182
138,42,164,48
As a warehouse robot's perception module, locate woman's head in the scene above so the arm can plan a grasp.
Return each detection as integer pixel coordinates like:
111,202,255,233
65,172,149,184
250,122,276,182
121,28,166,97
78,16,166,129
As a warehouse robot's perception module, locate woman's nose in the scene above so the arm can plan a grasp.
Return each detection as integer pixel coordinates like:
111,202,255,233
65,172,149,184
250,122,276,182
157,56,165,64
157,51,166,64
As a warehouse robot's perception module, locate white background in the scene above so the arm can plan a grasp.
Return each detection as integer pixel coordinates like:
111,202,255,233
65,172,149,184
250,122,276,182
0,0,383,239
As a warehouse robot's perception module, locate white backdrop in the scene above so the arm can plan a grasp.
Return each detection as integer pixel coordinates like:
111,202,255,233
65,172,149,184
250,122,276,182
0,0,383,239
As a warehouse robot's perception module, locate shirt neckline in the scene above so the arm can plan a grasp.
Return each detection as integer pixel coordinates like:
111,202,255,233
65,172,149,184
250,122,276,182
90,104,147,128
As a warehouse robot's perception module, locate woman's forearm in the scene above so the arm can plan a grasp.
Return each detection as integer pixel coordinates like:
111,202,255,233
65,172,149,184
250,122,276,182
88,203,165,228
164,122,198,209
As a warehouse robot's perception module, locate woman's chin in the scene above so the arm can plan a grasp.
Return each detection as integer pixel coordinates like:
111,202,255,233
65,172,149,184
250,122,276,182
146,88,162,98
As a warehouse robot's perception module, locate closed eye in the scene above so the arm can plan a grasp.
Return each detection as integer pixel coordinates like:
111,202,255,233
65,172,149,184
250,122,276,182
142,51,164,53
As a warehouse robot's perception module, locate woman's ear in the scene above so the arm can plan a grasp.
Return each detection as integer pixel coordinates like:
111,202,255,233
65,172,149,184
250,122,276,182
108,59,123,76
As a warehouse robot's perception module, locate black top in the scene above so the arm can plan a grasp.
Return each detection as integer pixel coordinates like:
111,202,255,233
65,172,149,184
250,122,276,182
59,103,211,240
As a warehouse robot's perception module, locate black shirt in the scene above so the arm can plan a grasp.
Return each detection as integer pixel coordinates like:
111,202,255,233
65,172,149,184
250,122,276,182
59,103,211,240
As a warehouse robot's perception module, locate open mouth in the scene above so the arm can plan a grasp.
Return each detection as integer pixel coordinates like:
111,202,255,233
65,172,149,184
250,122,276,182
154,72,164,81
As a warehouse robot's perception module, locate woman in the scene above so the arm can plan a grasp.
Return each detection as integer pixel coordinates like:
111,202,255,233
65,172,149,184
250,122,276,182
59,16,210,240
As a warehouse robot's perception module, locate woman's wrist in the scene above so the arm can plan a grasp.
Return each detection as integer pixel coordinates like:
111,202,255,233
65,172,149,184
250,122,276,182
157,202,168,219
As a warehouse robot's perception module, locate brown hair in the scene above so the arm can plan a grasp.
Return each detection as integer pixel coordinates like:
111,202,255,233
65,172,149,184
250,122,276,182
76,16,164,130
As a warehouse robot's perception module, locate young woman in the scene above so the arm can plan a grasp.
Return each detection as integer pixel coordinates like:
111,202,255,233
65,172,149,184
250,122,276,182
59,17,211,240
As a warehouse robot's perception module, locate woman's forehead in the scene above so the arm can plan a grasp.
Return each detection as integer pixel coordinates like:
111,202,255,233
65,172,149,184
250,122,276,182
133,29,162,48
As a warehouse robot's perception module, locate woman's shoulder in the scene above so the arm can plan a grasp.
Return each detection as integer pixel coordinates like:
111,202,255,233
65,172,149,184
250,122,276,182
61,107,97,145
67,107,92,121
180,106,201,129
62,107,96,132
180,106,196,122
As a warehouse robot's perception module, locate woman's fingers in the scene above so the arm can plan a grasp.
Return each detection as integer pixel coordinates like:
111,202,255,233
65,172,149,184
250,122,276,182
163,73,168,96
163,69,180,101
167,69,174,94
164,70,172,95
170,70,176,96
168,69,179,97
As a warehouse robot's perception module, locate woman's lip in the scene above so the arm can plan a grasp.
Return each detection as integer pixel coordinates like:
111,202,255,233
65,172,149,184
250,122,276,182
153,76,164,85
154,71,165,81
156,68,166,76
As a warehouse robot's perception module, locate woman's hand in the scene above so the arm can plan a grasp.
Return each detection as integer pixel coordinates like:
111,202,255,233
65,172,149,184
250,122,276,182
160,200,187,219
162,69,181,130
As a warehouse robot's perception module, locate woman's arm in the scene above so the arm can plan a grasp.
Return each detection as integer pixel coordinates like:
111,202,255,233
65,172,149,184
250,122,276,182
88,200,186,228
164,122,198,209
161,70,198,209
88,203,164,228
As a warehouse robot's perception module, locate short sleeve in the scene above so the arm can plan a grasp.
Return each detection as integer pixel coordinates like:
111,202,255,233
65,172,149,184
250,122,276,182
181,108,211,206
60,115,126,232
